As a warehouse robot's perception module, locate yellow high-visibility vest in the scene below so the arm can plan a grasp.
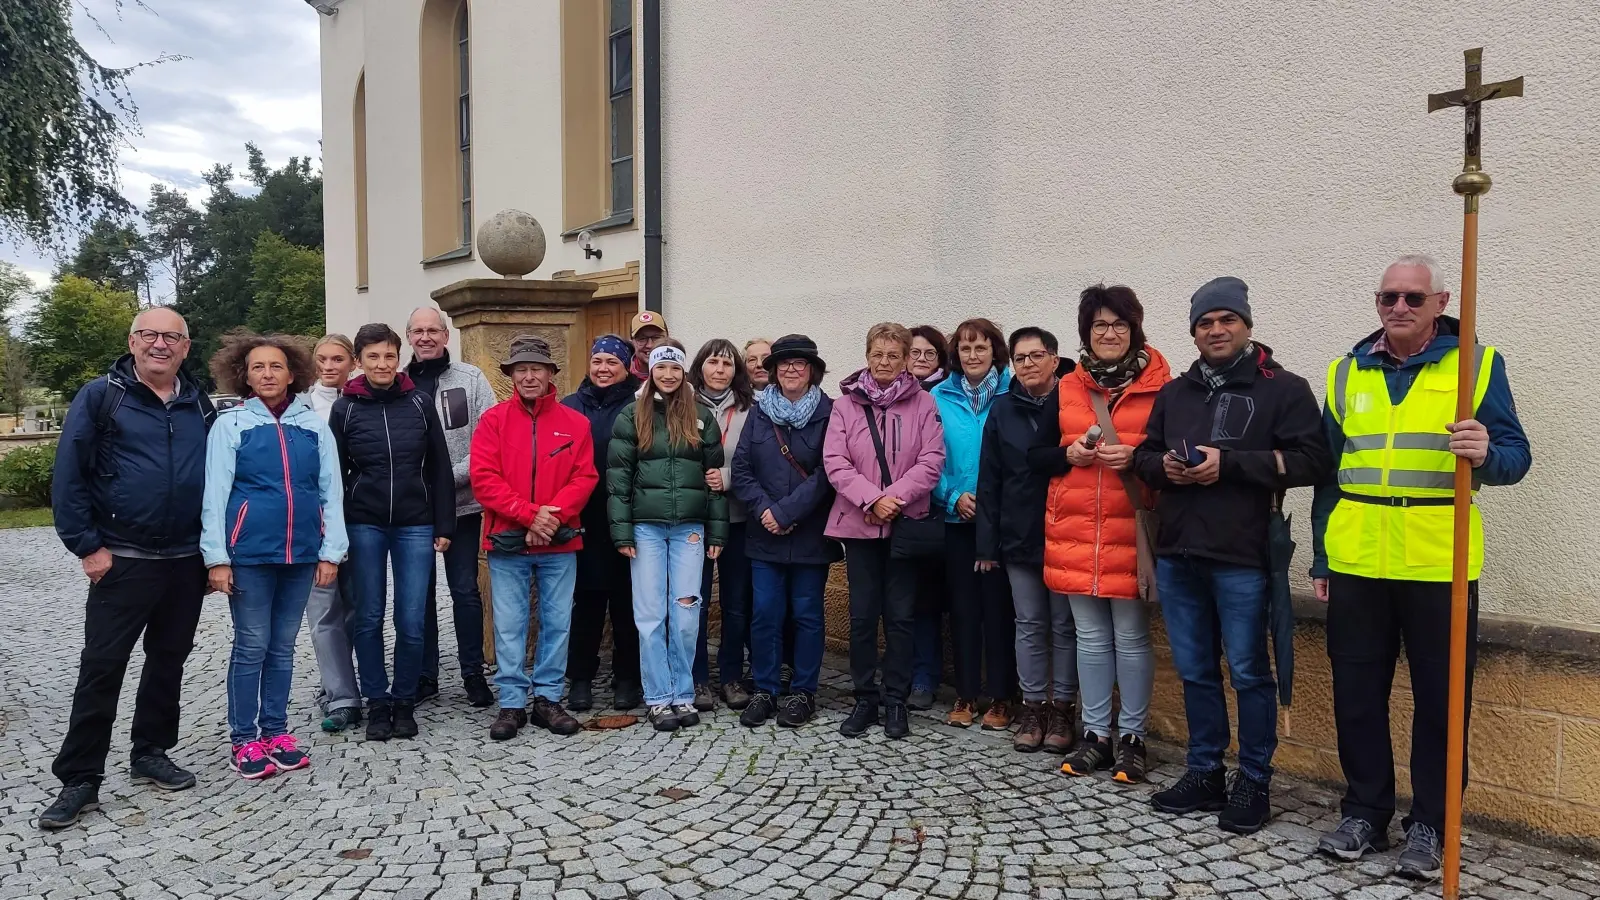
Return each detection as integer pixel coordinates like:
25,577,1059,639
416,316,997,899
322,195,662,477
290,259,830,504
1323,345,1494,582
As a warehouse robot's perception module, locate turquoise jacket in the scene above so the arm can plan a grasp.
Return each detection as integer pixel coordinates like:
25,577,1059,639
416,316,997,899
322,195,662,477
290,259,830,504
931,367,1012,523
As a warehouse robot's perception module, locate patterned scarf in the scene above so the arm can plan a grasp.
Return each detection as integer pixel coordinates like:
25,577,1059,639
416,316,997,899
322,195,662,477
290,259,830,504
1079,347,1149,394
758,384,822,428
842,368,921,410
959,366,1002,413
1198,342,1256,390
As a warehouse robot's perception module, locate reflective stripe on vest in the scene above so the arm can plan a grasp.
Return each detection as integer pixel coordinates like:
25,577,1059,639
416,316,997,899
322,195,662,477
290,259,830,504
1322,344,1493,582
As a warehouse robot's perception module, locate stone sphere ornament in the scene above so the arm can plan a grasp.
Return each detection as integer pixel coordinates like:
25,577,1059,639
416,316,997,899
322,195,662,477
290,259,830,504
476,209,547,277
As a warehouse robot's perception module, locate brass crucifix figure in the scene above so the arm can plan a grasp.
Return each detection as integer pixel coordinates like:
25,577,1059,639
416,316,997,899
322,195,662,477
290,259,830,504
1427,47,1524,212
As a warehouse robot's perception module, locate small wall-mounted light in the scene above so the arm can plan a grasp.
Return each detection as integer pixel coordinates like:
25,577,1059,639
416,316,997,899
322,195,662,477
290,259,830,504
580,230,603,261
305,0,339,15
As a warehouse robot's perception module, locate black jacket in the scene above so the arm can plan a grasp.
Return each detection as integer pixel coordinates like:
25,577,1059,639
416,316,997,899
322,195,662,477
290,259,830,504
731,396,837,566
330,373,456,536
975,379,1061,567
1132,344,1331,569
52,355,217,557
562,375,641,588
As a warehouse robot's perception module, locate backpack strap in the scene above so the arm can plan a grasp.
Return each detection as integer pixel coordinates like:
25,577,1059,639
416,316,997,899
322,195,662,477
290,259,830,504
94,378,126,436
862,406,892,489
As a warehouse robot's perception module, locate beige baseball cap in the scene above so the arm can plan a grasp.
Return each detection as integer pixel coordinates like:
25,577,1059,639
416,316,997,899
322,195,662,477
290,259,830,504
629,310,668,337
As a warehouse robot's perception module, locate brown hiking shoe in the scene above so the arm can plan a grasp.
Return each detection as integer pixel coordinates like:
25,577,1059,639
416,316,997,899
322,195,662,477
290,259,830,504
529,698,581,736
489,708,526,741
1012,701,1046,752
1043,700,1076,754
982,700,1014,731
947,699,975,728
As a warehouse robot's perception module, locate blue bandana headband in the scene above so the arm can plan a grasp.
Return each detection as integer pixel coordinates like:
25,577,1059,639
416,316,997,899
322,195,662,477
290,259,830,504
648,345,688,370
591,335,633,368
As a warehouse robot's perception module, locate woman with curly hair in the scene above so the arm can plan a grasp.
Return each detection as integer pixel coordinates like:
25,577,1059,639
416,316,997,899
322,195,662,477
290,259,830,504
200,331,347,780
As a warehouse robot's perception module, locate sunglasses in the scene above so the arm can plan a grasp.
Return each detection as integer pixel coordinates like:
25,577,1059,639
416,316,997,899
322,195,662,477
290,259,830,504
1376,291,1434,309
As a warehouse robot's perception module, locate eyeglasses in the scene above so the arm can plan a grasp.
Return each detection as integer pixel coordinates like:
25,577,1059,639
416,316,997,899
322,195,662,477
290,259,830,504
867,351,904,364
132,329,187,345
908,349,941,361
1011,350,1055,367
775,359,809,372
409,327,446,338
1376,291,1434,309
1091,321,1130,336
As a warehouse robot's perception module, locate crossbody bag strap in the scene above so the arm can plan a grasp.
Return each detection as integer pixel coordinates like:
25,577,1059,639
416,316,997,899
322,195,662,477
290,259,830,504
772,422,811,478
862,406,892,489
1087,390,1147,512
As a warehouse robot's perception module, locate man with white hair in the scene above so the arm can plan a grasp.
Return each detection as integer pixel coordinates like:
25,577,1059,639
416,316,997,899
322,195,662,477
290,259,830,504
1311,253,1530,879
405,306,499,708
40,308,217,829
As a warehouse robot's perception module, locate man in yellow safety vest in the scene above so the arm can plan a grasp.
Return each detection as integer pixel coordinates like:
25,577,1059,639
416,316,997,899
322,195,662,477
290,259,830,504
1310,253,1531,880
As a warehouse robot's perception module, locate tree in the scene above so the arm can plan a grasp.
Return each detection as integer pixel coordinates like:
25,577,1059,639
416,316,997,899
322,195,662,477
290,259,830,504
247,232,324,337
55,214,152,299
0,260,33,322
25,275,137,398
0,1,166,245
143,182,200,303
0,335,32,416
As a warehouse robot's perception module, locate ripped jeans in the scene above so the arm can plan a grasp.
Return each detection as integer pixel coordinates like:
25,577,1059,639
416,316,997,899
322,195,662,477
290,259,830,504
630,522,708,707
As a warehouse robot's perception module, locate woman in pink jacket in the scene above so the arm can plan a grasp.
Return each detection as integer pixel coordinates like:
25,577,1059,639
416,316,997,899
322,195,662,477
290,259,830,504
823,322,946,741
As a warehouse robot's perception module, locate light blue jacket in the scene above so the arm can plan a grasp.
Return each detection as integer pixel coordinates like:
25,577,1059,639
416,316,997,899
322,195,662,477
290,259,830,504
200,395,347,568
931,367,1012,523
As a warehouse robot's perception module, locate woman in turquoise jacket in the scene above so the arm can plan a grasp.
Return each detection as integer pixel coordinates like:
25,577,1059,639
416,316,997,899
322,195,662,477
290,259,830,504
930,318,1018,729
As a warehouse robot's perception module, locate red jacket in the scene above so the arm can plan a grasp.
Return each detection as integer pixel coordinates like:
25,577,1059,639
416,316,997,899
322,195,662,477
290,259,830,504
470,390,599,554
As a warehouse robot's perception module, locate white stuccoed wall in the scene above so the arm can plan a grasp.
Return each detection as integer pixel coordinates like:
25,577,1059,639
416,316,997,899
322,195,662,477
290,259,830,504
658,1,1600,623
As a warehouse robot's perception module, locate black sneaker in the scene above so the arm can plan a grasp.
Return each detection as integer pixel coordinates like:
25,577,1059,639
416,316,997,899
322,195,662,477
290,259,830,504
1318,816,1390,862
321,706,362,733
839,697,878,737
673,703,701,727
740,691,777,727
1060,732,1113,777
130,753,196,791
648,704,680,732
613,680,642,711
568,680,594,712
463,673,494,708
1151,767,1227,815
906,687,935,711
37,782,100,830
365,701,394,741
1395,823,1443,881
1218,773,1272,835
777,691,815,728
417,676,439,702
392,702,419,739
1111,734,1148,784
884,702,910,739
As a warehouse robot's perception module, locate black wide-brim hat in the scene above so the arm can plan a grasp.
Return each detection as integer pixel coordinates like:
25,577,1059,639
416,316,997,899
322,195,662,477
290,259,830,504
764,333,826,375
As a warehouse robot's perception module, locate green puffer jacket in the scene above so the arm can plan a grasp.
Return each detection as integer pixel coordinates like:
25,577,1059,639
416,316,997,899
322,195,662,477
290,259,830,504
607,398,729,547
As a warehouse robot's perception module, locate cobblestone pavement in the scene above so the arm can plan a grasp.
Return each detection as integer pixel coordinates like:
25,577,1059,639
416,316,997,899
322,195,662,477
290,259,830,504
3,526,1599,899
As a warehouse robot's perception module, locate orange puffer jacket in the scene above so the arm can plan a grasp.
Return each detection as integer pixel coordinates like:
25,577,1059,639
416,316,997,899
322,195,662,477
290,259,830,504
1043,346,1171,600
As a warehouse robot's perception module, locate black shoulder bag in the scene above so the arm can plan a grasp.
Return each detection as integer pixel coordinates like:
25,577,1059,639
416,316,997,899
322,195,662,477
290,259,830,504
863,407,944,558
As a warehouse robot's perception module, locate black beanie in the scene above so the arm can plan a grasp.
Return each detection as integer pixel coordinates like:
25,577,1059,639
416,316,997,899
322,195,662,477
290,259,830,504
1189,276,1253,333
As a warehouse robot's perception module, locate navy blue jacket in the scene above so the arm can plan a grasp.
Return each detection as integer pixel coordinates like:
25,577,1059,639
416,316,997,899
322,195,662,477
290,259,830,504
53,355,217,558
563,375,641,588
731,396,836,566
1310,317,1531,577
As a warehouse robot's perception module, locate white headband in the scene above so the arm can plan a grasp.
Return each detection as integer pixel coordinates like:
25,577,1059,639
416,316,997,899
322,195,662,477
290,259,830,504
648,346,687,370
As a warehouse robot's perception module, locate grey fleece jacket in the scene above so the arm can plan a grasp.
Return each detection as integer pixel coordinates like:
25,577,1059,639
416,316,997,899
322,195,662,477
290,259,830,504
418,360,498,517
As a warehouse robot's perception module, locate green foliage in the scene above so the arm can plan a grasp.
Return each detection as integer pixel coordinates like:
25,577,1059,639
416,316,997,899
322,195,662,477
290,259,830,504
0,443,57,507
0,260,33,320
0,506,54,528
0,334,33,416
143,183,201,303
247,232,325,337
25,275,137,398
56,214,152,298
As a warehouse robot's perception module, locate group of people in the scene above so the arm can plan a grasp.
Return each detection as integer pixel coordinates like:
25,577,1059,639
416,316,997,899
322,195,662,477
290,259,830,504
37,253,1530,884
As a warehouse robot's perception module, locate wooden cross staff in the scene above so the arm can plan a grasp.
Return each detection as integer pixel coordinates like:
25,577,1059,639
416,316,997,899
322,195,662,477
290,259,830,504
1425,47,1522,900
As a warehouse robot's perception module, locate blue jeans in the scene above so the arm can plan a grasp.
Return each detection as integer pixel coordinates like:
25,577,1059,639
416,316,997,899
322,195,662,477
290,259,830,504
425,512,487,683
487,550,578,707
1157,556,1277,783
695,522,751,687
348,524,436,704
749,560,827,696
630,522,706,707
227,563,316,746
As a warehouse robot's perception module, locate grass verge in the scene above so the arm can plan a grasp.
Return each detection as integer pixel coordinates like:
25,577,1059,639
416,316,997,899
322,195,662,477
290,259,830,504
0,507,53,529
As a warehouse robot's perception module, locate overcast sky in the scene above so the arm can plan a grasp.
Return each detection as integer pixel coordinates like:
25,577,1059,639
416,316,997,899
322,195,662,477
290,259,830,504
1,0,322,303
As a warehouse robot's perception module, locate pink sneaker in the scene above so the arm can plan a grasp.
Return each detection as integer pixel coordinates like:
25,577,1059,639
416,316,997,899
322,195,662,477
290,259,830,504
230,741,276,780
264,734,310,771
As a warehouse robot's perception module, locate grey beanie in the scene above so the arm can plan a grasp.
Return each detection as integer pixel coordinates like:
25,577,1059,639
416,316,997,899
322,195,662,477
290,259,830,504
1189,276,1253,333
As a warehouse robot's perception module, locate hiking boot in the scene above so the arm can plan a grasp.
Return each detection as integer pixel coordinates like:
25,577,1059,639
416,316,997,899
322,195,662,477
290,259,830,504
840,697,878,737
722,682,752,710
229,741,277,781
1218,773,1272,835
463,673,495,708
982,700,1014,731
417,676,439,702
1151,767,1227,815
263,735,310,772
1012,701,1047,753
1060,732,1113,776
693,683,716,712
740,691,777,727
648,704,680,732
1111,734,1148,784
392,702,419,739
130,753,196,791
321,706,362,733
884,702,911,739
1395,823,1443,881
37,782,100,830
530,698,581,736
777,691,816,727
489,707,526,741
568,680,594,712
1317,816,1389,862
613,680,642,711
906,686,935,711
947,699,976,728
366,701,394,741
1043,700,1076,754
